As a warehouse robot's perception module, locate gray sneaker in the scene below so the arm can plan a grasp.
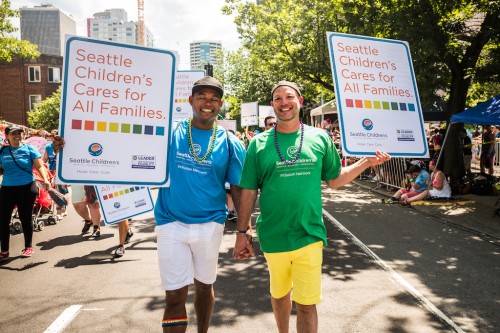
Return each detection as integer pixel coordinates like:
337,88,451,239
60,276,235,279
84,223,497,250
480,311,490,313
114,245,125,258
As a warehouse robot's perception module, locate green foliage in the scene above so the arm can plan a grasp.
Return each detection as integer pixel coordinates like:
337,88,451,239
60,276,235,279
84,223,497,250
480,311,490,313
0,0,40,62
223,0,500,116
27,87,61,130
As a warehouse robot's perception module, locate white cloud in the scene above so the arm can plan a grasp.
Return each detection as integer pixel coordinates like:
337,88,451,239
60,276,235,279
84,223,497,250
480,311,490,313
11,0,241,69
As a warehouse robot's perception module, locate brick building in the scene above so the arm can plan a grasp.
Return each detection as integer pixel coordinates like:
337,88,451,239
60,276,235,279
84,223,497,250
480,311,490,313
0,54,62,126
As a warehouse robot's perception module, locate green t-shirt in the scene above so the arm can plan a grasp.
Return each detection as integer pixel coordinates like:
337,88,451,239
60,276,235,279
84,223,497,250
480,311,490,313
239,125,341,253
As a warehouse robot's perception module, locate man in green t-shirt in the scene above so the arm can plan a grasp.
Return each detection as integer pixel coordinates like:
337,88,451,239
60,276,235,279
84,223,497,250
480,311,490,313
233,81,390,333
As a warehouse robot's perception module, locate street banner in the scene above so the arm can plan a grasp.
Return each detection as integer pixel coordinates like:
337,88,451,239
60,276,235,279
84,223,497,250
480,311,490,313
241,102,259,127
259,105,275,128
172,70,205,122
58,36,177,185
327,32,428,158
95,184,154,225
218,120,237,133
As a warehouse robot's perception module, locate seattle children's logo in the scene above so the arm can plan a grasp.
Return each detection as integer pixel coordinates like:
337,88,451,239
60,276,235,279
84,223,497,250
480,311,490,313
88,143,103,156
287,146,299,158
362,119,373,131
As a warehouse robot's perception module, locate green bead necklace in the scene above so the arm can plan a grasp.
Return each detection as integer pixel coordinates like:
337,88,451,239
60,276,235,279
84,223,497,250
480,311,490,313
187,117,218,163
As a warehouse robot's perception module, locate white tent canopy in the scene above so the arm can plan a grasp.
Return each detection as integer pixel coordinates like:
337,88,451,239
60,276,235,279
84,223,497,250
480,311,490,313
310,100,337,116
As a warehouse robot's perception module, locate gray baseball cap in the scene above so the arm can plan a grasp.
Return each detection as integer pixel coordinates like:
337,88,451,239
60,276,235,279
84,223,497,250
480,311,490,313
192,76,224,98
271,81,302,97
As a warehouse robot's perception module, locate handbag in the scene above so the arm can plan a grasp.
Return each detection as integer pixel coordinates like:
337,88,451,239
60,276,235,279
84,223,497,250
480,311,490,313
30,180,40,196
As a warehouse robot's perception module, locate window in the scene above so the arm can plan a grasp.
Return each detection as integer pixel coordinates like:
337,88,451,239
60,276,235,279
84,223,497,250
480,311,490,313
28,66,41,82
48,67,60,83
29,95,42,110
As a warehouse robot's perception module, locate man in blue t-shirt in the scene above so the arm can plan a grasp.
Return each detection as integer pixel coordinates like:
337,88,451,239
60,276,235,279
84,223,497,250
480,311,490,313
154,76,246,332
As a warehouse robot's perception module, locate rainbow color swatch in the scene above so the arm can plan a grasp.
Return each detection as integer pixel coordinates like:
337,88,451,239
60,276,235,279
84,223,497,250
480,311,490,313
102,186,146,200
345,99,415,112
71,119,165,136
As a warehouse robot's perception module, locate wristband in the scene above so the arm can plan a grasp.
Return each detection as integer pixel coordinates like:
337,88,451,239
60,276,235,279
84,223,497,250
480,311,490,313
238,230,248,234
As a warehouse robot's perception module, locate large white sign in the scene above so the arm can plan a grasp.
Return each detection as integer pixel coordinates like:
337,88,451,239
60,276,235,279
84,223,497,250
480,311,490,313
241,102,259,127
259,105,275,128
172,70,205,121
58,37,177,185
218,120,237,133
327,32,428,158
96,184,154,225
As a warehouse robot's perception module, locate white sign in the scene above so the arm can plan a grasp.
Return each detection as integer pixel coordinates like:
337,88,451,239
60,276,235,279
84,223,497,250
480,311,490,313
95,184,154,224
327,32,428,158
259,105,275,128
218,120,237,133
58,37,177,185
240,102,259,127
172,70,205,121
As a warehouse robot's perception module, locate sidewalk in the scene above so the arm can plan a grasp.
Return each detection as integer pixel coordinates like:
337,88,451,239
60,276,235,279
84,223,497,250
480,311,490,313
353,178,500,245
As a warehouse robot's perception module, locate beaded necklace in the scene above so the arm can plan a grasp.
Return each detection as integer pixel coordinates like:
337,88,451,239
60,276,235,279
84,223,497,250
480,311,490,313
273,121,304,165
187,117,217,163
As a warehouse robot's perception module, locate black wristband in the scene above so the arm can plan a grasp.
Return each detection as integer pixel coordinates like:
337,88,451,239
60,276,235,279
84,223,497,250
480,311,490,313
238,230,247,234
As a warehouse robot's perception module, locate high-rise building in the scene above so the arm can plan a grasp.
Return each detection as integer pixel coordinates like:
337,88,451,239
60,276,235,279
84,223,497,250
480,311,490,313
20,4,76,56
87,8,154,47
190,40,222,70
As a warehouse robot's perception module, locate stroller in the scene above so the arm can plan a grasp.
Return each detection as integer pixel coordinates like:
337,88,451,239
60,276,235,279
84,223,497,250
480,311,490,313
32,166,68,230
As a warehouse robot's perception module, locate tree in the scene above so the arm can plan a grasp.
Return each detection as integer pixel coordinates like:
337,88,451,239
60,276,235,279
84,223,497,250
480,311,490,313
28,87,61,130
0,0,40,62
224,0,500,184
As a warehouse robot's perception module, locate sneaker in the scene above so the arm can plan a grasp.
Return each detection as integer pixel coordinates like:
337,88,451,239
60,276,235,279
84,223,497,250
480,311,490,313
114,245,125,258
81,220,93,234
228,212,237,223
21,247,34,257
124,228,134,244
0,251,9,261
381,199,395,204
92,225,101,238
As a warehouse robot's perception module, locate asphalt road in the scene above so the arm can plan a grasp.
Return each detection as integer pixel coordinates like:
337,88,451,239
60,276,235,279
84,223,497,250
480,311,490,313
0,184,498,333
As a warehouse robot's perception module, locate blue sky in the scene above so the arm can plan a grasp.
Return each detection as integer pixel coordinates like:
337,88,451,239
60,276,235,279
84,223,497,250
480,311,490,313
11,0,242,69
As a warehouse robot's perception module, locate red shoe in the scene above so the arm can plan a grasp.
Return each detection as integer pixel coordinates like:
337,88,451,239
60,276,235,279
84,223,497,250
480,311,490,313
21,247,34,257
0,251,9,261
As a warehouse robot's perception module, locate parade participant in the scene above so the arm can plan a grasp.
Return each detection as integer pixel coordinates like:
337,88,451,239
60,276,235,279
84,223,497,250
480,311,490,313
154,76,246,332
113,219,133,258
233,81,390,333
0,125,51,260
71,185,102,237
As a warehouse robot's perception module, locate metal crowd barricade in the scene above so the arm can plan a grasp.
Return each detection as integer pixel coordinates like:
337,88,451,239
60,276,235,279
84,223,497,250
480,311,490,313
374,157,407,190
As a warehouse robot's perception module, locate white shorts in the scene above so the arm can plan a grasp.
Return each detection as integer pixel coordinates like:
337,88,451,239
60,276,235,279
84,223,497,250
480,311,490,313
156,221,224,290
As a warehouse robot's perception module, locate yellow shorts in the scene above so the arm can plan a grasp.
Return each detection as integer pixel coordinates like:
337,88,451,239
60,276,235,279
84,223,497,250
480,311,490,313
264,241,323,305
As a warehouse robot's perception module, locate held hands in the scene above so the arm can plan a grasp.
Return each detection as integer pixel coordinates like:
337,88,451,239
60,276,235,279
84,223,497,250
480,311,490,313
233,232,255,260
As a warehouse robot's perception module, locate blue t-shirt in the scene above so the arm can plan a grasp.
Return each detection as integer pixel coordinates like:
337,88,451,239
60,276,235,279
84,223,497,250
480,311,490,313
154,121,246,225
414,170,430,193
45,142,57,171
0,144,41,186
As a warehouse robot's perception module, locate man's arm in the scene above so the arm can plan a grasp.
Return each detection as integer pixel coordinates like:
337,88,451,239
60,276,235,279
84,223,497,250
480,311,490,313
326,151,390,190
230,184,242,218
233,188,257,260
